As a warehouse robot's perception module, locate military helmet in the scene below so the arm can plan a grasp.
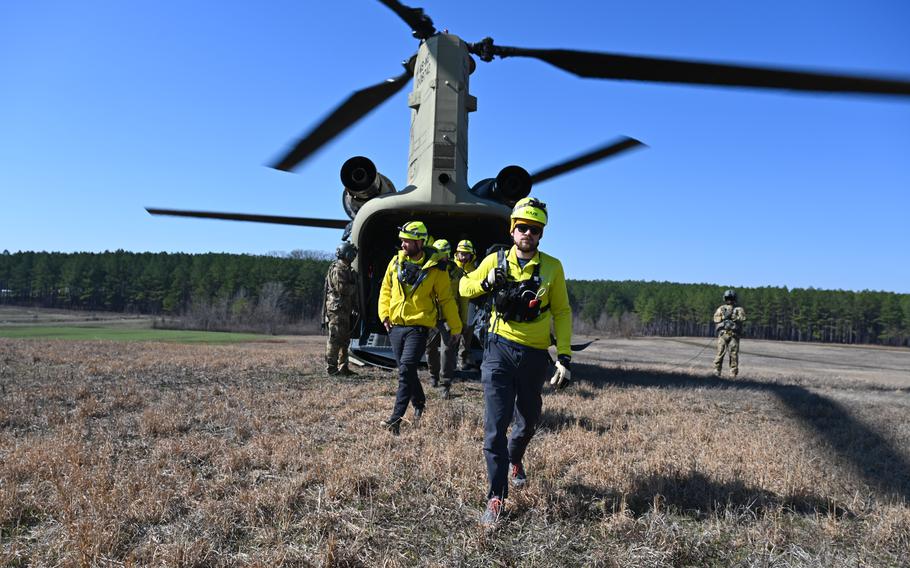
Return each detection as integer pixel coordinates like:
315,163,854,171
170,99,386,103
723,289,737,302
336,242,358,262
456,239,475,255
398,220,429,244
433,239,451,257
510,197,548,231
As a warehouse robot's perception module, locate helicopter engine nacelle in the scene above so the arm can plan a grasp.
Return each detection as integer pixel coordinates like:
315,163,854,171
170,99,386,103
469,165,532,207
340,156,396,219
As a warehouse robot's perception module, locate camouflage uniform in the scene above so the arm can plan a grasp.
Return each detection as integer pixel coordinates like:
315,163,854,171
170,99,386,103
713,303,746,377
323,259,358,374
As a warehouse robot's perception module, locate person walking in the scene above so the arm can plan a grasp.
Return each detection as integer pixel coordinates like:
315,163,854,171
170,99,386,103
454,239,479,370
378,221,462,434
459,198,572,528
425,239,459,398
713,289,747,377
322,242,358,376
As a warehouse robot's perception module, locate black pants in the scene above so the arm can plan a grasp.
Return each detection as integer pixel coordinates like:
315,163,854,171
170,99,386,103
426,323,456,385
389,325,429,420
481,334,550,499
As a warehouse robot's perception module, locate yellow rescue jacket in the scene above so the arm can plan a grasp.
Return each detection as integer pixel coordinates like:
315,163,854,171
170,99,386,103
453,258,476,325
460,246,572,356
378,250,463,334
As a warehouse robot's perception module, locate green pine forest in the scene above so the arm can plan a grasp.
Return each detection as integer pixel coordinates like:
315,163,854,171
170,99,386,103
2,250,908,346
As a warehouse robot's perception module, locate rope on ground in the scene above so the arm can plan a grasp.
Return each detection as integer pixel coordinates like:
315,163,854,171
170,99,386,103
668,336,716,370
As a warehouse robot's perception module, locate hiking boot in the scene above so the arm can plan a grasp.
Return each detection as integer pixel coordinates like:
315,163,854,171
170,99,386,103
430,376,439,388
326,366,339,376
510,462,527,488
440,385,451,400
480,497,504,529
381,417,401,436
413,406,424,423
712,368,721,378
731,369,739,378
338,366,358,377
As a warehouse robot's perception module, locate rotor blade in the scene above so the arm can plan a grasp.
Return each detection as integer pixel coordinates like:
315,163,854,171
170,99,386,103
376,0,436,39
531,137,646,185
146,208,349,229
492,45,910,97
270,69,411,172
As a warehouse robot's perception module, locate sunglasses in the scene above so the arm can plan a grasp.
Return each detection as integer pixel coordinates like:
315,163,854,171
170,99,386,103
514,223,542,236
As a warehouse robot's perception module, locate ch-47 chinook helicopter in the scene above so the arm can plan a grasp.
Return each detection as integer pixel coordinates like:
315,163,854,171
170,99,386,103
148,0,910,367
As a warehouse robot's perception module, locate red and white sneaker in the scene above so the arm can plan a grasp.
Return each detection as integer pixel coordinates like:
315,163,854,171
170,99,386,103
510,462,527,488
480,497,504,529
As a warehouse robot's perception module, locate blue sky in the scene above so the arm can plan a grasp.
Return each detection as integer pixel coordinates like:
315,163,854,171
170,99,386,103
2,1,908,292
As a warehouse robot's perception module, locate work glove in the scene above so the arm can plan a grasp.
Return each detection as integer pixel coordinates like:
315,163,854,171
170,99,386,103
481,267,506,292
550,355,571,389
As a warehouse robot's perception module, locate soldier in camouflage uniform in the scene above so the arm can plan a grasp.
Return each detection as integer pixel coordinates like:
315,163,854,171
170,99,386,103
323,242,359,376
713,289,746,377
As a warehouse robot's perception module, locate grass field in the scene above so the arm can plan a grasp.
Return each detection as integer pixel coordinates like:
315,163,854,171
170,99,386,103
0,306,269,343
1,336,909,566
0,326,264,343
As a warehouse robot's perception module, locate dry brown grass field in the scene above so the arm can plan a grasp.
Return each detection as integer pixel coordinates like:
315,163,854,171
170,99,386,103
1,335,909,567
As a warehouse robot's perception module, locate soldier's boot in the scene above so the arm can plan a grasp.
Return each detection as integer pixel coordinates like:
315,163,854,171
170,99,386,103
440,382,451,400
713,367,722,378
731,368,739,378
326,366,339,376
338,366,357,377
429,376,439,388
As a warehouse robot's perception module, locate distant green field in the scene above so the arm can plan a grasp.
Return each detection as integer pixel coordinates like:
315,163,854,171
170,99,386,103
0,326,264,343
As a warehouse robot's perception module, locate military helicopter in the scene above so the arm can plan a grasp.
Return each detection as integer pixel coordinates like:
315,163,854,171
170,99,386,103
148,0,910,367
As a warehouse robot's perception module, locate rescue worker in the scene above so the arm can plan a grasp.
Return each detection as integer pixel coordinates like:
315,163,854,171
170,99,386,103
713,289,747,377
454,239,478,370
378,221,462,435
425,239,459,398
459,197,572,528
322,241,359,376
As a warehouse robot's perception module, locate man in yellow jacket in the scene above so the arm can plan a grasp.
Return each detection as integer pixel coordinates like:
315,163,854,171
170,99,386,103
424,239,461,398
454,239,479,370
460,197,573,527
379,221,462,435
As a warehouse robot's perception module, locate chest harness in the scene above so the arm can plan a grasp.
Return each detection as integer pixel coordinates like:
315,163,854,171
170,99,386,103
493,249,549,323
717,305,742,334
393,255,437,296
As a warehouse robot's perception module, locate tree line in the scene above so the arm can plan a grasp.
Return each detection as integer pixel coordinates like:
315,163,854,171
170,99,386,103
0,250,331,327
570,280,910,347
2,250,908,346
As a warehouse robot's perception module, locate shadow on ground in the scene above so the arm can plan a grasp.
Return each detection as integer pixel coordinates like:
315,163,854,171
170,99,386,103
561,362,910,503
550,471,852,521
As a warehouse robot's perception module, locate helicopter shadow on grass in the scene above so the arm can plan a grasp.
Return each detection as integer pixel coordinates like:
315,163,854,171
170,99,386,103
559,362,910,503
556,471,852,522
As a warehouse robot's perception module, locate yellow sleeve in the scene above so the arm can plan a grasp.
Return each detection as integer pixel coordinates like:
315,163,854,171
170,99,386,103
548,259,572,357
434,269,462,335
377,258,395,322
459,252,497,300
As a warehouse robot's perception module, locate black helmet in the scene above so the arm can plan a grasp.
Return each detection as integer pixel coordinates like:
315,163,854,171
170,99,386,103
723,289,737,302
336,242,358,262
